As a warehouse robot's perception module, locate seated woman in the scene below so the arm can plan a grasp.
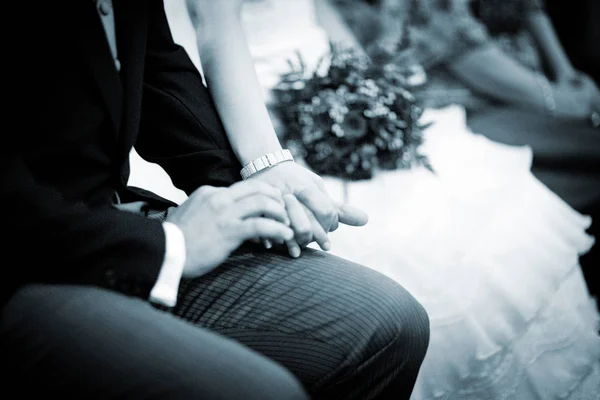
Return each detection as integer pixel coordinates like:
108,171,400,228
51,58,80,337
380,0,600,117
344,0,600,204
156,0,600,399
350,0,600,298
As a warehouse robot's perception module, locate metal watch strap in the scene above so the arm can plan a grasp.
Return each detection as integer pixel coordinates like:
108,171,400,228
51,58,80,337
240,149,294,180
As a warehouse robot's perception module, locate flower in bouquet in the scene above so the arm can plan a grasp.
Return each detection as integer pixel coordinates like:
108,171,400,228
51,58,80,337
271,42,431,181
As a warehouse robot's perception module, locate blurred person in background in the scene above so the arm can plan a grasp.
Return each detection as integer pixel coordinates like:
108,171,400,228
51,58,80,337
357,0,600,298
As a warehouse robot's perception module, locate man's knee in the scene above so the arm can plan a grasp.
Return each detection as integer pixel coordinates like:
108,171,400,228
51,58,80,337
369,284,430,366
329,264,430,368
320,273,430,396
319,258,431,365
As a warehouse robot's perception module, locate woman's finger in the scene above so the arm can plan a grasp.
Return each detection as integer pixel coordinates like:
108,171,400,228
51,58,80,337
284,194,313,245
303,205,330,251
294,187,337,233
336,202,369,227
285,238,302,258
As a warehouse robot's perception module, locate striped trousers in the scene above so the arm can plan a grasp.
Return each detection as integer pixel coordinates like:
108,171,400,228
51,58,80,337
1,245,429,399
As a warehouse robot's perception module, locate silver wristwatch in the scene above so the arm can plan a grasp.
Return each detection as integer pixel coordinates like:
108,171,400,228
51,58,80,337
240,149,294,180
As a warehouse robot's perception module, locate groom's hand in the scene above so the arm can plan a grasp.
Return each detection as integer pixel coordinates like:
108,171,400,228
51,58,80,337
249,162,368,257
166,181,294,278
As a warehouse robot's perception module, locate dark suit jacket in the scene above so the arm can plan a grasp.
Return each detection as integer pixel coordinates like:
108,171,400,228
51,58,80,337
2,1,241,307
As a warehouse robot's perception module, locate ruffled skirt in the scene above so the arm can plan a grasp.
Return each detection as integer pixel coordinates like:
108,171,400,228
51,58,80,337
320,106,600,399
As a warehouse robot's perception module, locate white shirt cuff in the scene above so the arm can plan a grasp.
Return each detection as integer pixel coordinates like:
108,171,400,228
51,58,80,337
149,222,187,307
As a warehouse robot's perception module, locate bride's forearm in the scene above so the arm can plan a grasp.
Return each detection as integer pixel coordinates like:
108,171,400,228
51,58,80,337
315,0,365,53
447,45,550,112
187,1,282,165
526,11,576,81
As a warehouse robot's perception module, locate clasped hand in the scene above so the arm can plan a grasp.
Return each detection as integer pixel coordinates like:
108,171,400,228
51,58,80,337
554,72,600,119
247,161,369,258
166,163,368,278
166,180,294,278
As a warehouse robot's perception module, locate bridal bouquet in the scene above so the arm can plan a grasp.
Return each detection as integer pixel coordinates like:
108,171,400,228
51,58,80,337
271,42,431,181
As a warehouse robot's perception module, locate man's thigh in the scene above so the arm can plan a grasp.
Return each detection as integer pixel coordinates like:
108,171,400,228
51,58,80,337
173,246,430,392
0,284,307,399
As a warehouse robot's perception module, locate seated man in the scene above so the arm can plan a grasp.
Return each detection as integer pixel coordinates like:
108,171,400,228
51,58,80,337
0,1,429,399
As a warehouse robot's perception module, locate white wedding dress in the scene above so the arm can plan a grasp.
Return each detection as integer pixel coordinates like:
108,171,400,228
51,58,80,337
238,1,600,399
132,1,600,399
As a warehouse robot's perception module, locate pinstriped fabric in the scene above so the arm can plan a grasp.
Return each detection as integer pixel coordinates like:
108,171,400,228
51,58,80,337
1,284,309,399
172,245,430,399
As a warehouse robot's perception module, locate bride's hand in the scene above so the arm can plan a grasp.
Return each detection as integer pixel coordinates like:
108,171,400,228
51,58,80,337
552,81,595,120
249,162,368,257
577,73,600,115
553,72,600,119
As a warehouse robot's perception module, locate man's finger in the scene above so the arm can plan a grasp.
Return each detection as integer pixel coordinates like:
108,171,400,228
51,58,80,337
228,180,284,204
238,218,294,243
232,195,289,224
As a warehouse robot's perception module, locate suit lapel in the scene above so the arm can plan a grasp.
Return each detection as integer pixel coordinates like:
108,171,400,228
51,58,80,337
76,0,123,135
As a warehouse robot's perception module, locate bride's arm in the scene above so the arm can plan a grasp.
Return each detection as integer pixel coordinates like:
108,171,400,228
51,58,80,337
406,0,589,118
314,0,365,52
184,0,368,255
447,46,556,113
524,1,576,82
523,0,599,113
185,0,282,165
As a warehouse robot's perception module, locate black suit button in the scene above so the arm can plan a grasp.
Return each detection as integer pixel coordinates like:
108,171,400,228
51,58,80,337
118,281,131,293
104,269,117,287
131,284,142,296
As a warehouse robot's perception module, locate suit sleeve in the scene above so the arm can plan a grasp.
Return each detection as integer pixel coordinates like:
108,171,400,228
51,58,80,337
136,1,242,194
0,1,174,303
1,154,166,301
